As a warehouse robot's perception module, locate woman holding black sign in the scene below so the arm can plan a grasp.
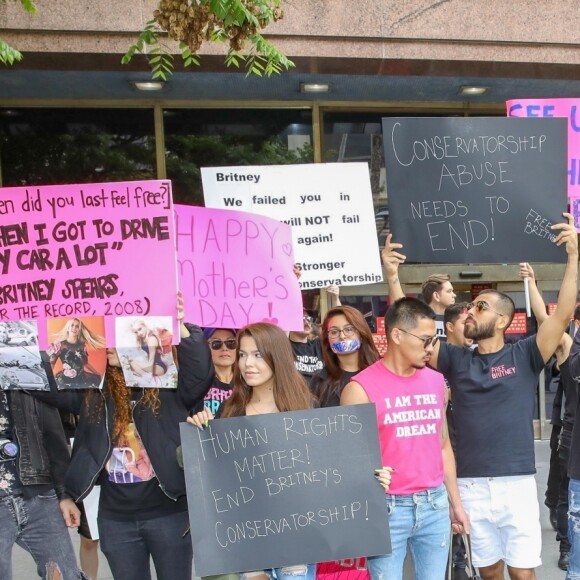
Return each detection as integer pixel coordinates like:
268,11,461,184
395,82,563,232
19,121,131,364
189,322,316,580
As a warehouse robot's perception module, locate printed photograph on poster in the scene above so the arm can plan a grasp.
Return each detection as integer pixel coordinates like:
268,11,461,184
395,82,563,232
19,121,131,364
47,317,106,390
115,316,177,389
106,423,156,484
0,321,49,391
0,321,38,347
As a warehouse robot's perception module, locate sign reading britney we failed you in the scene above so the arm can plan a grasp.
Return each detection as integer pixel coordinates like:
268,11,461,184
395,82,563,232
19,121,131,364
201,164,383,289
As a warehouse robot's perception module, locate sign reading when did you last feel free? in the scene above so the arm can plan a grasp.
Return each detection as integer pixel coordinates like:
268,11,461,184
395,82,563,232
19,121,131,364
201,163,384,289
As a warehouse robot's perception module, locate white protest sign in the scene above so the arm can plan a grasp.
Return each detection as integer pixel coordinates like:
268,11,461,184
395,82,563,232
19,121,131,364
201,163,383,289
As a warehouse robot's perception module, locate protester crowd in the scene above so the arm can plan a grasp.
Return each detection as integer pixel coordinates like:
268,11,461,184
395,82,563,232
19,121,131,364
2,213,580,580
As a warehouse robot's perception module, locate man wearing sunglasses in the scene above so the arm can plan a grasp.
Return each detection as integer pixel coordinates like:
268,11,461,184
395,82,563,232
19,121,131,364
341,297,469,579
383,214,578,580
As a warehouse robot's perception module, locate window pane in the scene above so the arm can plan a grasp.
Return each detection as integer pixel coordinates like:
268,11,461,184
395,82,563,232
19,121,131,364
163,108,313,205
0,108,156,187
323,112,464,248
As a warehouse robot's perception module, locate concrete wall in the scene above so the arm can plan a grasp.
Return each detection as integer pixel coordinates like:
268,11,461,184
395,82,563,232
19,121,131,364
1,0,579,64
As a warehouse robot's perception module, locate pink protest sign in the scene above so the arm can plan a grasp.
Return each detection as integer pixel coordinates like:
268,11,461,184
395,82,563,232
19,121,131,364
0,181,177,347
507,99,580,197
175,205,303,331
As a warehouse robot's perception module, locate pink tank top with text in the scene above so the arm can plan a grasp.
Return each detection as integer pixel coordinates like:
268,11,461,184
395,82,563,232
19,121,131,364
353,361,446,495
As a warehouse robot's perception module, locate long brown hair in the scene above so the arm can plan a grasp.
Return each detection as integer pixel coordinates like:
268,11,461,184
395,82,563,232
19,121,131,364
317,306,379,404
220,323,312,418
86,364,161,440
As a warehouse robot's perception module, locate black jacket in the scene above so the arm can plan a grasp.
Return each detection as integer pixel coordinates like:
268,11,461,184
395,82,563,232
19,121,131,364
35,323,213,502
9,390,70,499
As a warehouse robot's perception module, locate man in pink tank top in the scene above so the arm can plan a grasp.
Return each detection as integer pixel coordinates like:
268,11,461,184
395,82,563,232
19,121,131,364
341,297,469,580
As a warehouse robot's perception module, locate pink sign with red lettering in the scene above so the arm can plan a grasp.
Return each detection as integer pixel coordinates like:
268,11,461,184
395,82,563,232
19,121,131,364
175,205,303,331
0,180,177,347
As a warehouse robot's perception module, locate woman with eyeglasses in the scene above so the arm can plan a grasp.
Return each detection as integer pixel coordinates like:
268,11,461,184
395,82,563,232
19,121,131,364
199,328,237,414
310,305,380,408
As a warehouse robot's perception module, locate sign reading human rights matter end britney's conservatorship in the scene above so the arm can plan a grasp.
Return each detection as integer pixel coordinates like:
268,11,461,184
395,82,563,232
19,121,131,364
201,164,383,289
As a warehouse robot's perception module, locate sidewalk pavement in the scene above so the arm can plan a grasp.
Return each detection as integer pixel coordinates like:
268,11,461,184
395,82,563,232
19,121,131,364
10,439,566,579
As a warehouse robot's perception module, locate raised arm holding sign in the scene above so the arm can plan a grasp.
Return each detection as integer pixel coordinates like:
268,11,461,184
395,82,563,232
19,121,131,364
423,213,578,577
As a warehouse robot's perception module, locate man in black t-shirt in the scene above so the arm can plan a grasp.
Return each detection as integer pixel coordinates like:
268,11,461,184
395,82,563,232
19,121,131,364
289,311,324,384
289,285,340,384
384,215,578,580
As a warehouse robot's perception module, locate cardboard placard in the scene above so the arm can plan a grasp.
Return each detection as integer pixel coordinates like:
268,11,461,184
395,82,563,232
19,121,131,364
382,117,568,264
180,405,390,576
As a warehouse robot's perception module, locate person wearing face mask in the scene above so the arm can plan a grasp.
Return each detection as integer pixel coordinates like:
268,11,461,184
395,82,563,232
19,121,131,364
310,306,380,408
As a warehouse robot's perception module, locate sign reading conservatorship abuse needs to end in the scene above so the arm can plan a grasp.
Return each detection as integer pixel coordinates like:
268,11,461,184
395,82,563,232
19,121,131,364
382,117,568,264
180,404,390,577
201,164,383,289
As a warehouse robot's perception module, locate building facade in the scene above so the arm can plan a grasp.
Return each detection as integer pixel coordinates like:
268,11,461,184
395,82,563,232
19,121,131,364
2,0,579,433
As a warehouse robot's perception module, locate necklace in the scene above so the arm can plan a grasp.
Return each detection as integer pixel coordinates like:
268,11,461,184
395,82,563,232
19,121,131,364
249,400,278,415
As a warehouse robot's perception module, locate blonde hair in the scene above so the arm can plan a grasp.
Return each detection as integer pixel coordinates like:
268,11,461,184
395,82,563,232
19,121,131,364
52,318,105,350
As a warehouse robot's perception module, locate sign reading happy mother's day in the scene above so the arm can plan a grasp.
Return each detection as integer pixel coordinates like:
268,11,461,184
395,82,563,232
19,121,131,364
175,205,303,331
201,163,383,289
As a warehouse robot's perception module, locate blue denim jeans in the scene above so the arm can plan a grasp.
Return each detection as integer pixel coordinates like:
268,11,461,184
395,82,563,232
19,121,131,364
567,478,580,579
239,564,316,580
98,510,192,580
367,484,450,580
0,491,85,580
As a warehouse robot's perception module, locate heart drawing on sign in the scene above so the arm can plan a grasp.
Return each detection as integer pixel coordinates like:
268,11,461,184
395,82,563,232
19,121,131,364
262,317,279,324
282,243,292,256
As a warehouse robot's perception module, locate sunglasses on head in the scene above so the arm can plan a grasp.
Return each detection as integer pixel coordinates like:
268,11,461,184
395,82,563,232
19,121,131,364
467,300,504,316
303,315,314,324
209,339,237,351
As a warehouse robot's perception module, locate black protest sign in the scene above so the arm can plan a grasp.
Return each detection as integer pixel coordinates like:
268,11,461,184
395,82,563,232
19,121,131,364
179,404,390,576
382,117,568,263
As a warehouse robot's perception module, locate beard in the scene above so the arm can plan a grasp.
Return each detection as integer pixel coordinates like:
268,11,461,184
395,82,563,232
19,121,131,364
464,318,495,341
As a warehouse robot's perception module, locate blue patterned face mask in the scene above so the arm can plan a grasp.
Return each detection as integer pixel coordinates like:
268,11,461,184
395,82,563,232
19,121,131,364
330,339,361,354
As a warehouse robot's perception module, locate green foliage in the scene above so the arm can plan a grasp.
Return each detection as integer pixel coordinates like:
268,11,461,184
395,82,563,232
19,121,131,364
0,40,23,65
123,0,293,79
1,127,312,206
0,132,156,186
166,134,313,204
0,0,37,65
